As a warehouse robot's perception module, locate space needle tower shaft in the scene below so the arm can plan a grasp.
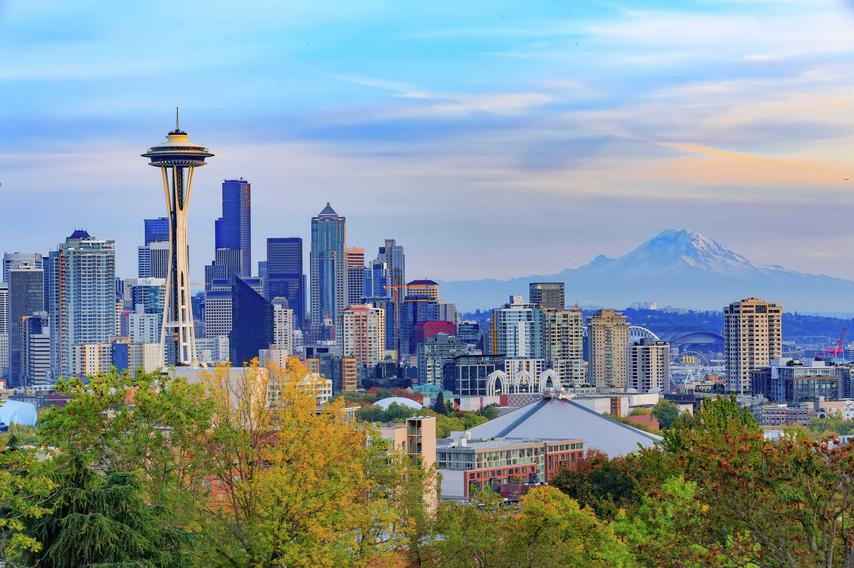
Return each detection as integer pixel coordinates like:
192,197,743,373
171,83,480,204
141,109,213,366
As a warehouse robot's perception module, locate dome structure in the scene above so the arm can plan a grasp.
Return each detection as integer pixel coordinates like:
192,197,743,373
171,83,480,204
0,400,38,428
372,396,423,410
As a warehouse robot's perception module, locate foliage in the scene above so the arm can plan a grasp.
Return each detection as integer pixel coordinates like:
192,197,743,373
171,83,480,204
39,369,216,527
616,475,760,567
23,455,192,567
477,404,499,420
550,449,639,520
424,487,632,567
194,359,418,567
0,434,54,563
356,401,421,423
651,399,680,429
354,400,490,439
807,415,854,436
660,396,854,567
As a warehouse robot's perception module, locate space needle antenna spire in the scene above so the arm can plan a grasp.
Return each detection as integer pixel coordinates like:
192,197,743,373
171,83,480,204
141,111,213,367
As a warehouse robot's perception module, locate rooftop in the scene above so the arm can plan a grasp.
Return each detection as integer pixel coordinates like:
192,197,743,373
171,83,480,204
461,393,660,457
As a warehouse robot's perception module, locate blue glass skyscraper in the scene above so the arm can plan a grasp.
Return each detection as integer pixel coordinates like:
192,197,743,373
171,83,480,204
310,203,346,328
266,237,305,328
143,217,169,245
215,179,251,277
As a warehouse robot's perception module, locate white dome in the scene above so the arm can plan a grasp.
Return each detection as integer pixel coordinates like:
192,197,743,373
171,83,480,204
372,396,423,410
0,400,38,428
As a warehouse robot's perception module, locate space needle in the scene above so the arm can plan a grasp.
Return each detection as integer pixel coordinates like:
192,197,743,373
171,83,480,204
142,109,213,367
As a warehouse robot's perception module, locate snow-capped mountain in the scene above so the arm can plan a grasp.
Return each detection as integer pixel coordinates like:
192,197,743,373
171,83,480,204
440,229,854,313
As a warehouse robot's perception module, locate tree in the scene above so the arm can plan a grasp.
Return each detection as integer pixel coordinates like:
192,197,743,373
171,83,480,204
661,396,854,567
432,391,449,415
651,399,680,429
195,358,411,567
22,455,192,567
39,369,216,528
505,486,633,567
616,475,760,567
550,449,638,519
424,487,633,567
0,433,54,564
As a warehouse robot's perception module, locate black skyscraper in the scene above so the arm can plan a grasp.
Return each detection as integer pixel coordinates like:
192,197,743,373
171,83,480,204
266,237,305,328
229,276,273,366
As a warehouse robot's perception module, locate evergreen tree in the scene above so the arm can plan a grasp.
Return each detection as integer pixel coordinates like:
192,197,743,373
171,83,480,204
23,455,192,568
432,392,449,415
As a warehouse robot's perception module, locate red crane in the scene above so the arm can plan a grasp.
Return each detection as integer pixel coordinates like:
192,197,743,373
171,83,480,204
821,326,847,361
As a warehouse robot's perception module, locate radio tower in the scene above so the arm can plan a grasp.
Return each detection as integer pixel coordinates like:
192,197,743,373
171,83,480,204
142,109,213,366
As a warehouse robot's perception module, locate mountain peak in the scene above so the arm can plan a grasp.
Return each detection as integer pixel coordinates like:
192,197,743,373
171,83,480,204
620,228,763,274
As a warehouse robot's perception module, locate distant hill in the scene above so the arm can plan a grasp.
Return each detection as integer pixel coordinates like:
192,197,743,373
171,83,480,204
440,229,854,313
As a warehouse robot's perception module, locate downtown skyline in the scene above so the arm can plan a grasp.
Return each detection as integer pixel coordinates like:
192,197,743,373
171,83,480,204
3,1,854,283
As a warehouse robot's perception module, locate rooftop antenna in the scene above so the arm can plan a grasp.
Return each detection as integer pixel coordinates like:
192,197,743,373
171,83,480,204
175,106,180,131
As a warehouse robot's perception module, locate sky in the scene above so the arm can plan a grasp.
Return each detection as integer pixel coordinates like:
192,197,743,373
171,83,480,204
2,0,854,286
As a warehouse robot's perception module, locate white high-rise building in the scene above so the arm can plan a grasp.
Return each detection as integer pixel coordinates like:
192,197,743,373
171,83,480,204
628,338,670,393
0,283,9,376
271,297,294,356
491,296,544,359
724,297,782,394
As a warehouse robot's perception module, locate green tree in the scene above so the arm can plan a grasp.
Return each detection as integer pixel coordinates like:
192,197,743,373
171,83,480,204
0,433,54,564
616,475,760,567
39,369,216,528
651,399,680,429
23,455,192,567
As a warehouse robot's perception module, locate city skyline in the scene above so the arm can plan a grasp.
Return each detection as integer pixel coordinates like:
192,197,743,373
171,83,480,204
3,1,854,284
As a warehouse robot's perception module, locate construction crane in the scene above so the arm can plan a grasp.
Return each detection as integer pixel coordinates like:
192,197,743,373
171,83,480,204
821,326,847,363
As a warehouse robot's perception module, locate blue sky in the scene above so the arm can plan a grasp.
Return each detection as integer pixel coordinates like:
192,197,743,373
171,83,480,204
3,0,854,285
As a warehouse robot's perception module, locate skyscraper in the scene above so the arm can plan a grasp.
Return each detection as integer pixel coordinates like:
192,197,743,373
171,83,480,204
8,263,44,385
21,311,50,387
230,276,272,366
586,308,628,390
138,218,169,278
724,297,782,394
628,338,670,393
0,284,8,377
375,239,405,353
346,248,365,307
143,217,169,245
48,230,116,378
490,295,545,360
544,307,586,388
407,279,439,302
138,241,169,279
266,237,305,327
271,297,294,355
215,179,252,277
529,282,565,311
310,203,346,329
2,252,43,283
142,112,213,366
342,304,385,371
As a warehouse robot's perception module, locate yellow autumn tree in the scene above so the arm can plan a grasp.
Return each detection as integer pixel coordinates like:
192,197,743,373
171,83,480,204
195,358,415,568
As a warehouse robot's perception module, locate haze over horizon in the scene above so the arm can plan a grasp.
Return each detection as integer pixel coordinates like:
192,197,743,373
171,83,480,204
3,0,854,285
